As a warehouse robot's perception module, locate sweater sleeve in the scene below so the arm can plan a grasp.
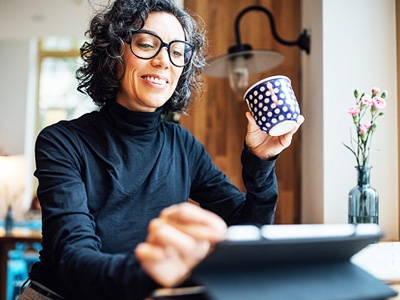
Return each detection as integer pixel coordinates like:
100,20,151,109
185,129,278,226
237,148,278,225
32,125,159,300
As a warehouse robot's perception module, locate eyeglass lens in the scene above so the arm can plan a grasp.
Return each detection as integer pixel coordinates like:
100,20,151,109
130,32,193,67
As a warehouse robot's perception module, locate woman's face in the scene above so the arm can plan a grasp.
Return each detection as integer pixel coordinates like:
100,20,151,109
117,12,185,112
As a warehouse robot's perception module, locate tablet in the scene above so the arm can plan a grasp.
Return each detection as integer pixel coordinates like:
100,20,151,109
197,223,382,269
193,224,398,300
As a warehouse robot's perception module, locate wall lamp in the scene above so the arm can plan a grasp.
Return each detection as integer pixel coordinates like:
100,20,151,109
202,5,311,95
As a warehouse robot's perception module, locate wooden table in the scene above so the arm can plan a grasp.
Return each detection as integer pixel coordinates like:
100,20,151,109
0,228,42,300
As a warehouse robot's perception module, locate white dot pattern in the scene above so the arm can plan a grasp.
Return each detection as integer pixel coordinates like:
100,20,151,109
244,76,300,134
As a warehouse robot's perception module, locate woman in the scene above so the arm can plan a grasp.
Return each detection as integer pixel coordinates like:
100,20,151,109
20,0,304,299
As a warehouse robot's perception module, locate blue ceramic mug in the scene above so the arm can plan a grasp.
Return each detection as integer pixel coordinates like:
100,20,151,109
244,75,300,136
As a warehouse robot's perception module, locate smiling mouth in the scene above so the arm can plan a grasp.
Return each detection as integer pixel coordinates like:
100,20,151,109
142,76,168,85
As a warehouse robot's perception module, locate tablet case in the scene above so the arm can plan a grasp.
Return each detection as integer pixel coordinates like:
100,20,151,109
193,224,398,300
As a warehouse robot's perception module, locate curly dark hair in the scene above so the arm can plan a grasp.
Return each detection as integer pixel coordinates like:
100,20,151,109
76,0,206,113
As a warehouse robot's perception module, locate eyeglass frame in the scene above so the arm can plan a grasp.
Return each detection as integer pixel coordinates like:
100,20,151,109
127,29,195,67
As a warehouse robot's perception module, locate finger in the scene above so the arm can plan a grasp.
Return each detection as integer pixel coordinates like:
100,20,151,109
135,242,166,262
147,218,213,264
168,222,224,244
159,203,227,242
245,111,260,133
135,242,192,287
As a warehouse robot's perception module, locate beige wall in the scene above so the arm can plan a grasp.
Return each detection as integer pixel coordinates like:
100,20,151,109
301,0,399,240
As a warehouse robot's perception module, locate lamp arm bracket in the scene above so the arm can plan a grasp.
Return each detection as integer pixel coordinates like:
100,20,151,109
234,5,310,54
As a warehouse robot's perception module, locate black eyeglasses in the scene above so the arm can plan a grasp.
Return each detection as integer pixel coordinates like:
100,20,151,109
128,30,194,67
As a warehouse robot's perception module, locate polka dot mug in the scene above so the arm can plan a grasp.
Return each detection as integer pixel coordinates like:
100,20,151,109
244,75,300,136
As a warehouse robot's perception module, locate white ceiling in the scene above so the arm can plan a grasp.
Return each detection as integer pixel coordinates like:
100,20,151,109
0,0,111,40
0,0,184,41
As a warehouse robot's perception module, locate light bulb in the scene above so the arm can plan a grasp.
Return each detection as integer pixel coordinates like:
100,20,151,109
228,55,249,95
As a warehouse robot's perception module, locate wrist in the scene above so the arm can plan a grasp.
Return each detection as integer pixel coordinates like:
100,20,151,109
243,142,278,161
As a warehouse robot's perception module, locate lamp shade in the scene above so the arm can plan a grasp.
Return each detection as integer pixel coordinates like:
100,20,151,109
201,5,310,95
203,49,284,78
203,50,284,95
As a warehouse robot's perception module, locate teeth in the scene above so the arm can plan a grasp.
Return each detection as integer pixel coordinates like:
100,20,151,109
144,76,167,85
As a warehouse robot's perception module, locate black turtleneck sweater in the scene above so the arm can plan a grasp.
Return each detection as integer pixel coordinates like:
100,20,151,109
30,100,278,300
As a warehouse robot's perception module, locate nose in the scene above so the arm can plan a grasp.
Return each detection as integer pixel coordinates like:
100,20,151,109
151,47,170,68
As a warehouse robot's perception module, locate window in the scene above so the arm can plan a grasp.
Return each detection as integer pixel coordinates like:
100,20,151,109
37,37,98,131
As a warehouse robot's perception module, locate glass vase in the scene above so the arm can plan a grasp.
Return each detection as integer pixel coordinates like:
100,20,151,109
348,166,379,224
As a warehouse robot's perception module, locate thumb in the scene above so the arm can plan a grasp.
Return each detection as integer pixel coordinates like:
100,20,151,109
245,111,259,132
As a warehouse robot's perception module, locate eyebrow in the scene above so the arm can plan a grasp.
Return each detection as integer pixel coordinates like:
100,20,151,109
139,28,186,42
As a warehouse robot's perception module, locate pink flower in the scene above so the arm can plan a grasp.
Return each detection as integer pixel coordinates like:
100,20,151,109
359,123,372,134
360,95,373,106
372,87,380,94
348,106,360,116
372,97,386,109
345,87,387,168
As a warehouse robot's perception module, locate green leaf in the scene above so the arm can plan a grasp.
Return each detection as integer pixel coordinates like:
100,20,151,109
343,142,356,155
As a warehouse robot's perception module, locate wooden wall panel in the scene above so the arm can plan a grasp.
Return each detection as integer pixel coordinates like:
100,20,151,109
182,0,302,224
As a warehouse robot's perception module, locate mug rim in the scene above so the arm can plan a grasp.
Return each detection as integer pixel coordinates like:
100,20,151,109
243,75,291,100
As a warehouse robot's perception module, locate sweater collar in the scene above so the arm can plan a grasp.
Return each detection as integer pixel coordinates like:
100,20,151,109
101,100,163,134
